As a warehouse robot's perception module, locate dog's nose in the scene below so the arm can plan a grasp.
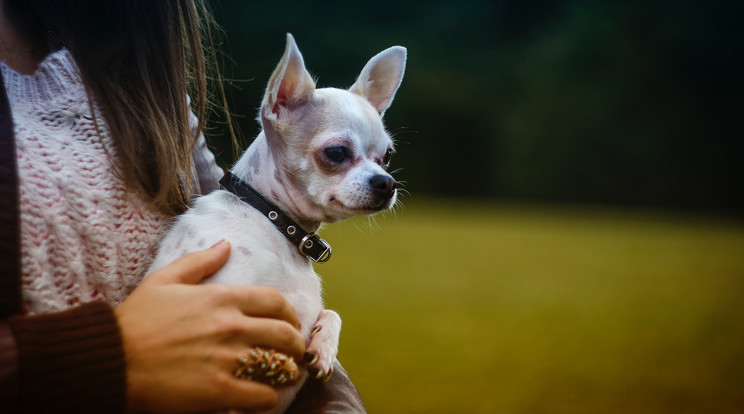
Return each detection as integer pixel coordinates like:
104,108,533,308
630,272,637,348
369,174,396,198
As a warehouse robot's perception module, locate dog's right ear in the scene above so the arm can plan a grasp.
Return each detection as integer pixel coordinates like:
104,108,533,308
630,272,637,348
262,34,316,123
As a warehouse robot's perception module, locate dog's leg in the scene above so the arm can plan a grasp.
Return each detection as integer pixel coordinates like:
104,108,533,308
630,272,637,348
306,309,342,382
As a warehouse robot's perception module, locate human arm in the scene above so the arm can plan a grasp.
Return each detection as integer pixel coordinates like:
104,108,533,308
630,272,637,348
117,240,305,412
189,104,225,195
4,302,127,412
0,322,19,412
1,241,306,413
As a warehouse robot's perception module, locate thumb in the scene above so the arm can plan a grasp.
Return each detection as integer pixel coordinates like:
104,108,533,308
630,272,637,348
145,239,231,286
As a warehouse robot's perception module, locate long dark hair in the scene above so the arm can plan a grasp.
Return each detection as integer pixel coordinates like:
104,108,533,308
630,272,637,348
4,0,235,215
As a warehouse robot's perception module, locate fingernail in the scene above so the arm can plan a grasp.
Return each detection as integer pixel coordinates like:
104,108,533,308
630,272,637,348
210,239,229,249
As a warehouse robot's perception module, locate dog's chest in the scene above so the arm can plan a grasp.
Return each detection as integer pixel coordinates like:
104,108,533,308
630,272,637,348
151,191,324,336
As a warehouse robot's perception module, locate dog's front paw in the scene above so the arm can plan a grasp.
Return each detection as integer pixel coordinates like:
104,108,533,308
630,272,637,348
305,309,341,382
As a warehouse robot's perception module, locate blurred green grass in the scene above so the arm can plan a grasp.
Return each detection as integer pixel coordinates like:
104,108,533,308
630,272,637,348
316,198,744,413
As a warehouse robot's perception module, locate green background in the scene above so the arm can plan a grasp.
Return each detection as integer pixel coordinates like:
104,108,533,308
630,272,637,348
321,202,744,413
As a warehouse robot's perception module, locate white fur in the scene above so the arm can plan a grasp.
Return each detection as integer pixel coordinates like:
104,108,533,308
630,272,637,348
147,34,406,413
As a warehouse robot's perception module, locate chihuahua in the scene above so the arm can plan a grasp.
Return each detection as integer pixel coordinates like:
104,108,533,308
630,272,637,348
147,34,406,412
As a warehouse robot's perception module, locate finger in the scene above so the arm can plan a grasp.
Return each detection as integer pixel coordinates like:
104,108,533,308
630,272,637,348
226,285,301,330
147,240,231,286
238,318,306,360
221,375,280,411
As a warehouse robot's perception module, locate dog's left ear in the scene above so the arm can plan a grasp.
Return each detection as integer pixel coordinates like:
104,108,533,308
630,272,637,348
263,33,316,123
350,46,407,116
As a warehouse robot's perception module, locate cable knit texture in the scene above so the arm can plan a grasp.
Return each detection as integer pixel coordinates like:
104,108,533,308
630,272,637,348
1,49,170,315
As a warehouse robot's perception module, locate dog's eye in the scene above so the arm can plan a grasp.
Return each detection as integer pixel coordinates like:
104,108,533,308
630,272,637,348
324,146,349,163
382,148,393,167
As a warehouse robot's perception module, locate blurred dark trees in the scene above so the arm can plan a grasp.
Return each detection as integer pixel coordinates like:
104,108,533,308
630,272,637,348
207,0,743,213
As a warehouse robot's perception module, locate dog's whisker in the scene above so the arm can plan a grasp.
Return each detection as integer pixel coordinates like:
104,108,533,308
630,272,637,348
352,219,366,233
366,216,377,231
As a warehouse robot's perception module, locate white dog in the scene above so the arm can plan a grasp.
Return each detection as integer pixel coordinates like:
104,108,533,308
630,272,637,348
147,34,406,412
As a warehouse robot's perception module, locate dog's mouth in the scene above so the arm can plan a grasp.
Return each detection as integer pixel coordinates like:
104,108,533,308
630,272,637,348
328,192,396,214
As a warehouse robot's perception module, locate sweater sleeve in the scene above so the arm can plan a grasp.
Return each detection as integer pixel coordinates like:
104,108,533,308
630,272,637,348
8,301,127,413
193,132,224,194
0,322,19,412
188,102,224,195
286,359,367,414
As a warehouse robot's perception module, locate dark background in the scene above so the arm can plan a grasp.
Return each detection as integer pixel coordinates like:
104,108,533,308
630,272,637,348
207,0,743,215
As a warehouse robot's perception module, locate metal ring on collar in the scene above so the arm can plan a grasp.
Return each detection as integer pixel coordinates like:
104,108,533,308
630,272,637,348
299,233,315,253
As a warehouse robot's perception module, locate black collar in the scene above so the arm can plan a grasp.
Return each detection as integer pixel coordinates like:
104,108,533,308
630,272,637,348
219,172,332,263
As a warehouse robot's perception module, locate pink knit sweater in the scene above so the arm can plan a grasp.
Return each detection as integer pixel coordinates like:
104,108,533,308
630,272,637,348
1,49,223,316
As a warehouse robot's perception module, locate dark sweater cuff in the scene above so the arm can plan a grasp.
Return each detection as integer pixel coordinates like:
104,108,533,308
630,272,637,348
286,359,367,413
10,301,126,413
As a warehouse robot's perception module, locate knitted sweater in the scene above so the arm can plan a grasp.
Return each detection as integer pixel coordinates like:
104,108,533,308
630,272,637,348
0,49,222,412
3,49,222,315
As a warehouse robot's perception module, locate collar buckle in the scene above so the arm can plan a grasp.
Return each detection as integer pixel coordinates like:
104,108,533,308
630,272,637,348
299,233,332,263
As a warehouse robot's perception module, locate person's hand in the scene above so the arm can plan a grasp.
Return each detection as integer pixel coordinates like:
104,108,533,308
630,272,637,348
115,240,305,413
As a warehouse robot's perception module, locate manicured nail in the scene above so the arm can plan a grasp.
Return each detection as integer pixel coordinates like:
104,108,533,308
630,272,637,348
210,239,229,249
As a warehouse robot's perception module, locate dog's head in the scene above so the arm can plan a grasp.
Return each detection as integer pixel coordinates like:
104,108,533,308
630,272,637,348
259,34,406,223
